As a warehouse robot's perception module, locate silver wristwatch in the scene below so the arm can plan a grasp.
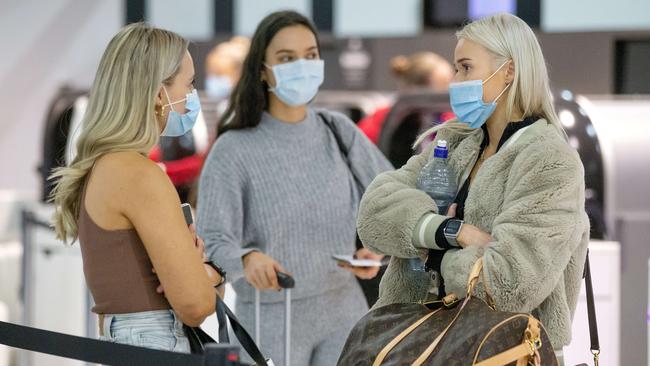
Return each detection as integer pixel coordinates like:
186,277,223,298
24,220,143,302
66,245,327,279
443,219,464,248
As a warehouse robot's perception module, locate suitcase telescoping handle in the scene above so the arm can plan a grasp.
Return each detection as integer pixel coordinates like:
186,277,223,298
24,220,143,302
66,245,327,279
255,272,294,366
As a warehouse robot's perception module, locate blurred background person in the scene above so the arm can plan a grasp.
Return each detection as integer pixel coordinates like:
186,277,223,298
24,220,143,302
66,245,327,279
204,36,250,102
203,36,251,136
358,52,455,167
358,52,454,144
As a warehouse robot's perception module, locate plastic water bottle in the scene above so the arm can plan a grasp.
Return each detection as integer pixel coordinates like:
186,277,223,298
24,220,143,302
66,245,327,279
416,140,457,215
408,140,457,272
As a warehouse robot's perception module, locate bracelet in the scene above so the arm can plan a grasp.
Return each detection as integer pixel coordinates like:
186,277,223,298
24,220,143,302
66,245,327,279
204,261,227,287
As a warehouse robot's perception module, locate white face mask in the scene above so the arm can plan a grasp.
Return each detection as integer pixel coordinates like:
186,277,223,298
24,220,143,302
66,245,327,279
265,59,325,106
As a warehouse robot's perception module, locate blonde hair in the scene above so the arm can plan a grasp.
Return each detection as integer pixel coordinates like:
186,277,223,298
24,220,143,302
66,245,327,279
390,52,453,88
415,13,565,147
49,23,188,243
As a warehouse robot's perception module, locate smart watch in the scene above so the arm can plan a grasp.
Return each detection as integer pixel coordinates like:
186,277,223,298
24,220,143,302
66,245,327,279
443,219,464,248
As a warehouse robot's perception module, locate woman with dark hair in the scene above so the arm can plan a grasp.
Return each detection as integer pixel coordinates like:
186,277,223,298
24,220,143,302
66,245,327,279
196,11,392,365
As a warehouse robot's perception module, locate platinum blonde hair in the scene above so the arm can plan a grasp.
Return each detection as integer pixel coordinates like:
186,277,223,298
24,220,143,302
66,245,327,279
49,23,188,243
415,13,565,147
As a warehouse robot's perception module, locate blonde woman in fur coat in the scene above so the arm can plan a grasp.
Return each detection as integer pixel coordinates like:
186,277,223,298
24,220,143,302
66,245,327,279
356,14,589,363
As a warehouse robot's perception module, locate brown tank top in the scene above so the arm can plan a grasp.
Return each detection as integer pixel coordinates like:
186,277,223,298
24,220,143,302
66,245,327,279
77,181,170,314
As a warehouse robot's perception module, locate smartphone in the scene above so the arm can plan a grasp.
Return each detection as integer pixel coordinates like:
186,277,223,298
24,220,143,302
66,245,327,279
332,255,383,268
181,203,193,226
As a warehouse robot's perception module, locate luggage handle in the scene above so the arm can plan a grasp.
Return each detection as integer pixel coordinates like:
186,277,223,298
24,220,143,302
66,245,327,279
276,272,295,289
254,272,295,366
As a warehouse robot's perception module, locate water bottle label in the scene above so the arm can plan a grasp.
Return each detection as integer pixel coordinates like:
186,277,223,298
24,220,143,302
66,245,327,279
433,147,448,159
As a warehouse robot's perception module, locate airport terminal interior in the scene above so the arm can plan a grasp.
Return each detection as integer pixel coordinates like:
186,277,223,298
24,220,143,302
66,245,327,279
1,0,650,365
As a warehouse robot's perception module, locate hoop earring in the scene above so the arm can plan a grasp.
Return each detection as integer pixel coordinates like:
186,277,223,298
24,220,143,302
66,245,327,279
155,105,167,117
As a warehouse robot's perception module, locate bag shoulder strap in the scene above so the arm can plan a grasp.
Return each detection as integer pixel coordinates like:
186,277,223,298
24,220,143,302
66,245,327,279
584,249,600,363
317,110,364,191
216,296,268,365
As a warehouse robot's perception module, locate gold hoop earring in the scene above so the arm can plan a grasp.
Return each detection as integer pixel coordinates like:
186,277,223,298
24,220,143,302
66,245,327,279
156,105,167,117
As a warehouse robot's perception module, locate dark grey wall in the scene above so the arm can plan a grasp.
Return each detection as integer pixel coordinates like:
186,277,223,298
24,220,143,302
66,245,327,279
363,30,650,95
191,30,650,95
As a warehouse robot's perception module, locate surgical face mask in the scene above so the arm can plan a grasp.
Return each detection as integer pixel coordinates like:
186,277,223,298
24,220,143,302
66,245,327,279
205,75,232,100
448,60,510,129
265,59,324,106
160,87,201,137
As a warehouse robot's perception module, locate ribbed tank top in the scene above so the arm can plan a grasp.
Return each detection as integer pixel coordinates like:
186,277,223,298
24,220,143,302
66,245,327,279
77,180,170,314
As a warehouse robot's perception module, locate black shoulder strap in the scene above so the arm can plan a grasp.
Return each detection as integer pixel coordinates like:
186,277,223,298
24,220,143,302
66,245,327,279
584,250,600,362
318,110,364,191
216,297,230,343
216,295,268,365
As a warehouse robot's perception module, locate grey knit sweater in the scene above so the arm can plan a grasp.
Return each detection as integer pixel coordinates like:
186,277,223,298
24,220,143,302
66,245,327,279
196,108,392,303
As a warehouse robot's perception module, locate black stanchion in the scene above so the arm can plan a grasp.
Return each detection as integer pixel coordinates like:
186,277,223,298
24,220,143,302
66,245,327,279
10,209,248,365
0,321,246,366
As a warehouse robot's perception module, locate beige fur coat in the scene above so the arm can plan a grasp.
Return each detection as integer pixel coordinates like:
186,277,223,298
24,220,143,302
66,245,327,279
357,119,590,349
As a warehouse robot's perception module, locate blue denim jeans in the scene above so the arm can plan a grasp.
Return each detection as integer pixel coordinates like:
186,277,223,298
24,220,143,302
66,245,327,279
99,309,190,353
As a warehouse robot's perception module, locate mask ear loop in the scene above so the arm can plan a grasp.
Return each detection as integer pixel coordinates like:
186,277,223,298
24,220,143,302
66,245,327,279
263,63,280,90
162,86,187,112
492,82,511,104
483,60,512,104
482,60,510,85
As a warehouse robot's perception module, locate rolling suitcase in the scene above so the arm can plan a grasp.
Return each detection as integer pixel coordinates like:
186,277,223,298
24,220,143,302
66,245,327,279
254,272,295,366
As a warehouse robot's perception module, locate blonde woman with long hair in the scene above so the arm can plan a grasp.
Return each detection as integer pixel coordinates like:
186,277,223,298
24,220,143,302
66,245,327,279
50,23,223,352
357,13,588,364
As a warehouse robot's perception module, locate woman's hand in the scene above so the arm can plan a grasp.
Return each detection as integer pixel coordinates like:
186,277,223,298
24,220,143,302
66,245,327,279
457,225,493,248
445,203,492,248
338,248,384,280
242,251,290,291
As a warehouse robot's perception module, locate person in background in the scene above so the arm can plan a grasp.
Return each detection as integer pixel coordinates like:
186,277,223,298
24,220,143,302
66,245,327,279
204,36,251,134
50,23,223,353
197,11,392,365
357,13,589,365
357,51,454,145
205,36,250,101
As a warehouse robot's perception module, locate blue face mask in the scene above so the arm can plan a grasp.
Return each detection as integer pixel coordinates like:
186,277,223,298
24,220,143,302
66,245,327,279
204,75,232,100
449,61,510,129
265,59,324,106
161,88,201,137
